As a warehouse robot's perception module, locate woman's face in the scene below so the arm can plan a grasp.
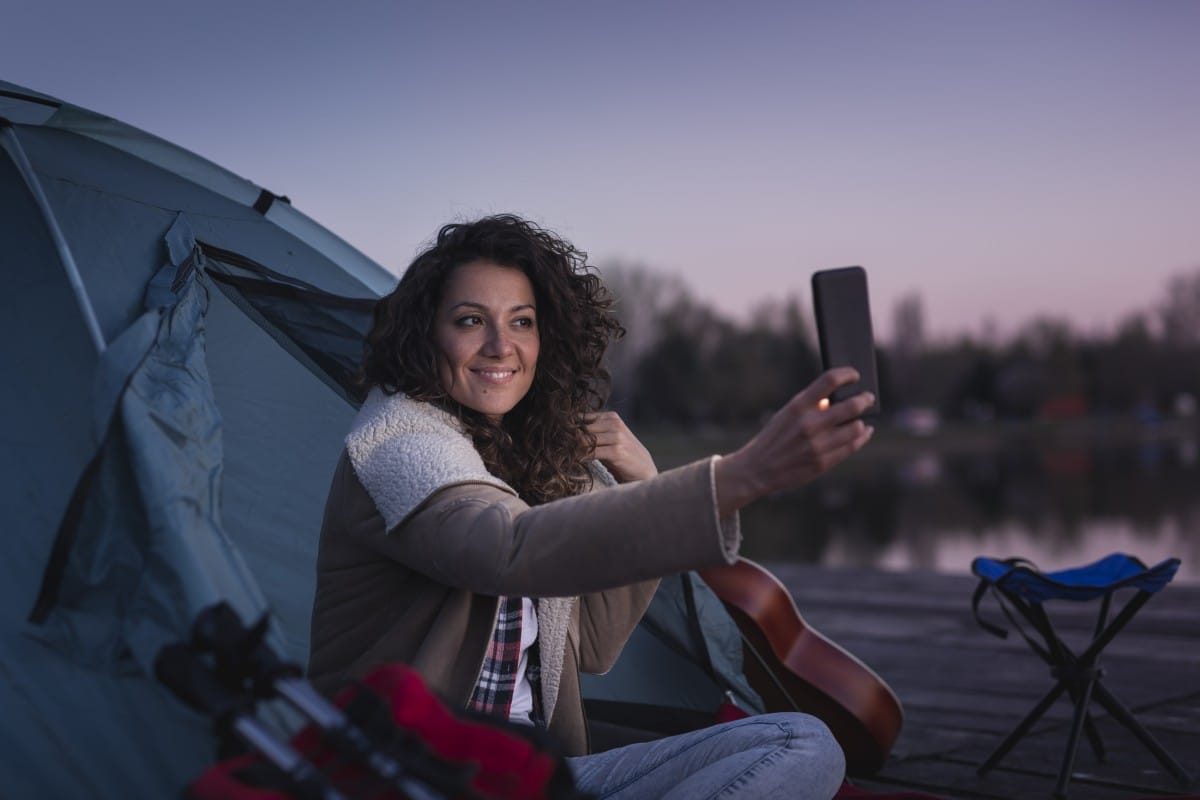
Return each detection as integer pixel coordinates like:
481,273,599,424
433,260,540,420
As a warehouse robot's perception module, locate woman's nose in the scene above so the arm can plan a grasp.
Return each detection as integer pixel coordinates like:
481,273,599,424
482,327,514,356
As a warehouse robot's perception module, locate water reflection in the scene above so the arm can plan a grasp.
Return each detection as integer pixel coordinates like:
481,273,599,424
740,437,1200,584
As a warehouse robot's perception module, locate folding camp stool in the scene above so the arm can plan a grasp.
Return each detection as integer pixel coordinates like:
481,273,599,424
970,553,1191,798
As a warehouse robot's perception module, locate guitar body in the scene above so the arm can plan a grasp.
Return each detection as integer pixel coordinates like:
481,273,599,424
697,558,903,775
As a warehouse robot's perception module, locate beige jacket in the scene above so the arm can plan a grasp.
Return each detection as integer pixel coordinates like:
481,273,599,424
308,392,740,755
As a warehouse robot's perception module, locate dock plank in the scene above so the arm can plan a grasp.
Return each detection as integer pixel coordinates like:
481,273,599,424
767,563,1200,799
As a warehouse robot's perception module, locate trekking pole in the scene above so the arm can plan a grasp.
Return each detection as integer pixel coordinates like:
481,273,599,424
156,643,346,800
191,603,475,800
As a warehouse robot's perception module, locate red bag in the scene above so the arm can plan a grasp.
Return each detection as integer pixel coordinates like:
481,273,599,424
187,664,583,800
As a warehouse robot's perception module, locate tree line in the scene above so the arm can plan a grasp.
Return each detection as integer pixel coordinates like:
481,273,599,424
600,263,1200,427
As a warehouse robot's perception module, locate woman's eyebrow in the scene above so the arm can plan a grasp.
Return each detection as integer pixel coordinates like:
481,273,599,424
448,301,537,313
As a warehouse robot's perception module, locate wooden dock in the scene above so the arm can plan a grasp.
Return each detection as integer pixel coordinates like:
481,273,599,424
770,563,1200,799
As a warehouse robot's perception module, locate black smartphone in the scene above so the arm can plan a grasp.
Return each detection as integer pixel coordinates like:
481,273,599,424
811,266,880,414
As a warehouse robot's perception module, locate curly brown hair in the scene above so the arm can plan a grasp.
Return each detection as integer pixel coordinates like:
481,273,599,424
359,215,624,504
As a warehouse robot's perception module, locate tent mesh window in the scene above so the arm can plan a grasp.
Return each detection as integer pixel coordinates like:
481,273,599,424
199,242,375,405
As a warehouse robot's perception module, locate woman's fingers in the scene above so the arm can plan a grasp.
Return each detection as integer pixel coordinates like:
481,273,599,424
779,369,871,435
794,367,860,410
584,411,624,431
813,417,873,459
824,390,876,426
812,423,875,474
584,411,658,482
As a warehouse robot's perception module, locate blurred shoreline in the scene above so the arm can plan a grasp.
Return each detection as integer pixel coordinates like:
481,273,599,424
641,416,1200,472
640,418,1200,584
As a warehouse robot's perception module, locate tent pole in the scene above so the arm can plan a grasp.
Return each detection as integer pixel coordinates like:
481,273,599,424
0,122,106,354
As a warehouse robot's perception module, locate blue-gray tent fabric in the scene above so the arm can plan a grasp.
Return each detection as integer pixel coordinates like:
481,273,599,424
0,629,214,797
204,279,359,663
1,91,380,796
582,573,764,719
0,137,98,603
0,84,59,124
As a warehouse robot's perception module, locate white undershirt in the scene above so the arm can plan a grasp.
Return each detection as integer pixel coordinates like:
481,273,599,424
508,597,539,724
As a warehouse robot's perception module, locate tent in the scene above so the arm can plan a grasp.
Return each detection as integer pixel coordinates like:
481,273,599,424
582,573,764,751
0,78,394,797
0,80,760,798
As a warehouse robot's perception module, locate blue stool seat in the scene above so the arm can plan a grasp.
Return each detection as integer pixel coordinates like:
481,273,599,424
971,553,1190,798
972,553,1180,604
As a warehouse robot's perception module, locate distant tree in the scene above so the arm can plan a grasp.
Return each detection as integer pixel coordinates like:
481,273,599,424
598,261,690,413
891,293,926,359
1158,268,1200,346
1153,268,1200,411
745,293,821,405
945,351,1000,420
630,297,730,424
1013,315,1076,359
1010,316,1084,417
888,292,928,409
706,326,810,425
606,260,1200,427
1087,313,1159,413
631,327,707,424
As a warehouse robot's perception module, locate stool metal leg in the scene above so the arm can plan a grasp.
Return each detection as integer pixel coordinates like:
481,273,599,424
979,597,1077,776
978,680,1068,775
1010,598,1108,765
1079,701,1107,763
1061,679,1108,762
1080,595,1112,764
1054,674,1098,798
1090,681,1193,787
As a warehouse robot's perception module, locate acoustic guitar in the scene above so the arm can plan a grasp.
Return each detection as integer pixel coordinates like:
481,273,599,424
697,557,904,774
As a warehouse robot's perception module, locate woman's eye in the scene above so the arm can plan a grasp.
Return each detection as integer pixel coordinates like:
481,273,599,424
456,315,483,327
514,317,536,329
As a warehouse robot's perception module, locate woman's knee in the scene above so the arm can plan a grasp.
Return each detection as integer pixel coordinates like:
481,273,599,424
770,712,847,795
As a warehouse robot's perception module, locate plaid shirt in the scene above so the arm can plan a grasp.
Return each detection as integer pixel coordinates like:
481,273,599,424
469,596,542,723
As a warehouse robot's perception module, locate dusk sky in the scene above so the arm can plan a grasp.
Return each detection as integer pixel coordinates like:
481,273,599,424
5,0,1199,340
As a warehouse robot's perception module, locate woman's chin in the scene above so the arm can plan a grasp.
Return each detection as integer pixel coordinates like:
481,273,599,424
460,396,521,421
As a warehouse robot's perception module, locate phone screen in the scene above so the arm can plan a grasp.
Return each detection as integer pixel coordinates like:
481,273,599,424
811,266,881,414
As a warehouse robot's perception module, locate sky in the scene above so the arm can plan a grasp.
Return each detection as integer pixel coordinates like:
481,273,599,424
5,0,1200,340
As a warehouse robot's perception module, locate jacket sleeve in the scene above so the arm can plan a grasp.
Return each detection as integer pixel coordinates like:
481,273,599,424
357,456,740,598
576,579,661,674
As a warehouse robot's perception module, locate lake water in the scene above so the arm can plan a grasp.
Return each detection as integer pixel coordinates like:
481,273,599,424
729,435,1200,585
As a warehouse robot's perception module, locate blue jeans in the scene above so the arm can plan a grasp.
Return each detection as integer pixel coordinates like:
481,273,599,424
567,712,846,799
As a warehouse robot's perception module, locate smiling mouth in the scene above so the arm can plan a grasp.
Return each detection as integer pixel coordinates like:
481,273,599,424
473,368,517,383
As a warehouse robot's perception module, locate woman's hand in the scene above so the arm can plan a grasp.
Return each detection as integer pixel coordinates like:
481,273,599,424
586,411,659,483
715,368,875,516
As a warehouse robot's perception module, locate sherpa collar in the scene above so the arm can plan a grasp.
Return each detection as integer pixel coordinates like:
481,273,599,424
345,388,514,529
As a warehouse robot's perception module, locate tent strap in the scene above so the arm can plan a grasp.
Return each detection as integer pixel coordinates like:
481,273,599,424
252,189,291,215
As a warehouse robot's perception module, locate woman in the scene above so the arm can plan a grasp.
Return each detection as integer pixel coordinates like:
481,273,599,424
309,215,875,799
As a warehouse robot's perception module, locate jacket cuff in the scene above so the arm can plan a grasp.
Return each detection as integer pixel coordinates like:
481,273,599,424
708,455,741,563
